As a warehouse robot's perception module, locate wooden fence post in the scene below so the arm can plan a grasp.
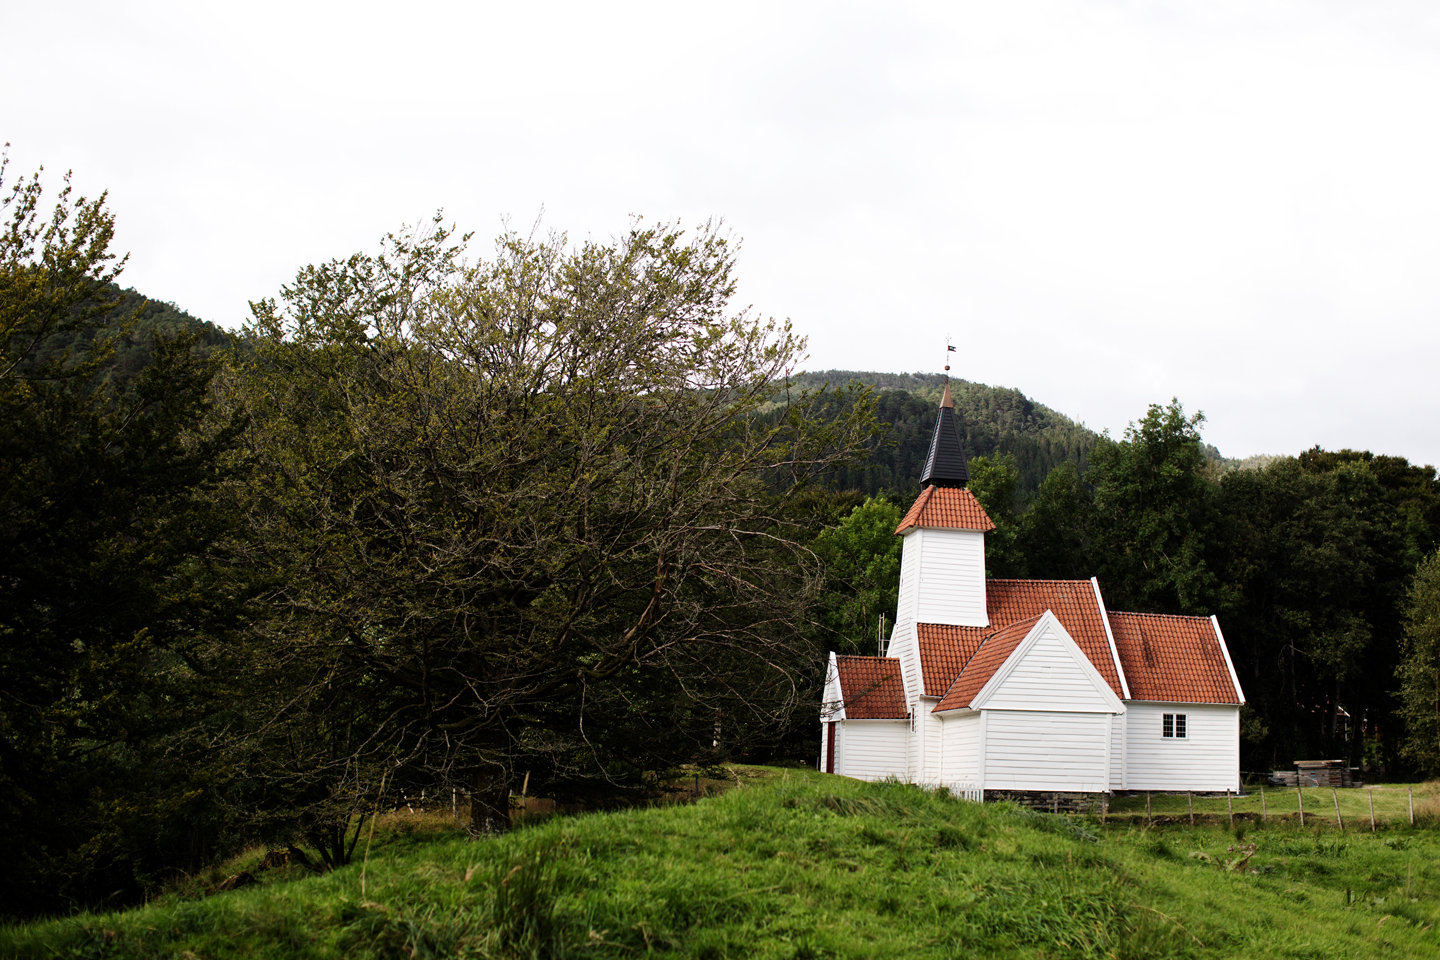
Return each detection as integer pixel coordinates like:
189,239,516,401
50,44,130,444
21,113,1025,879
1332,788,1343,830
1298,785,1305,827
1188,791,1194,827
1227,790,1233,828
1368,789,1375,832
1410,786,1415,826
1146,791,1152,826
1261,785,1267,823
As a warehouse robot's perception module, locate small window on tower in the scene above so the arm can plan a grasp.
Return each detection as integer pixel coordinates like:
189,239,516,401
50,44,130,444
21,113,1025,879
1163,714,1174,738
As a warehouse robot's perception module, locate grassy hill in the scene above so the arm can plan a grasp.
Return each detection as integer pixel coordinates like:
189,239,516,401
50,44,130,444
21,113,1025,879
7,768,1440,959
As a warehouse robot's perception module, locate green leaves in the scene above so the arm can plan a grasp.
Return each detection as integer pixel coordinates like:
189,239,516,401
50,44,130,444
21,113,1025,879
220,216,879,828
1087,399,1222,615
813,496,903,653
1399,552,1440,775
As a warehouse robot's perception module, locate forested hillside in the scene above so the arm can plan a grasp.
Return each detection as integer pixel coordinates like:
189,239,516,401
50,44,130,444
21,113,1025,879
17,281,231,385
789,370,1099,494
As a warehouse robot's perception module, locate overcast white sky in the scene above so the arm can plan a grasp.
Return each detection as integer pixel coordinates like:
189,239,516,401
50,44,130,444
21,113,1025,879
7,1,1440,465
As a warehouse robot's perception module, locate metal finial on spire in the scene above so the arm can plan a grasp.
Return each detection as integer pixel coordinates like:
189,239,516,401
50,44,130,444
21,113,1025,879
943,337,954,373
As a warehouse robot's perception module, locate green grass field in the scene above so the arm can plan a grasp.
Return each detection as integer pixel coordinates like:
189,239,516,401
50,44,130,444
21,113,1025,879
6,769,1440,959
1102,781,1433,827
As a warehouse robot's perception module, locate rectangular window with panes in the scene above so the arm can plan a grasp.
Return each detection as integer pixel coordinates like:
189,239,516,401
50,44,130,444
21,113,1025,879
1162,713,1187,739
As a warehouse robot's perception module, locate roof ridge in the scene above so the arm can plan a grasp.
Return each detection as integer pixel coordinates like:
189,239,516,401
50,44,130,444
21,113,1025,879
989,578,1092,585
1111,610,1215,622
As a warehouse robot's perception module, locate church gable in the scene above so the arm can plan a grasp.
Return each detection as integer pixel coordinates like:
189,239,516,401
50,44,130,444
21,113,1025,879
985,579,1126,697
934,611,1124,715
933,615,1040,711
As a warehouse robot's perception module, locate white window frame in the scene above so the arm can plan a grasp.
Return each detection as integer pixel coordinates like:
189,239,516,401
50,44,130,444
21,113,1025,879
1162,713,1188,739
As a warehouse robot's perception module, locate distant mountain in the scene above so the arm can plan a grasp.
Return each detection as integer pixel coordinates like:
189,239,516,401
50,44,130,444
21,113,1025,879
790,370,1101,495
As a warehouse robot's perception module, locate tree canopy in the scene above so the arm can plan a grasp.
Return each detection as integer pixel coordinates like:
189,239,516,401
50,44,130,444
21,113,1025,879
221,217,878,835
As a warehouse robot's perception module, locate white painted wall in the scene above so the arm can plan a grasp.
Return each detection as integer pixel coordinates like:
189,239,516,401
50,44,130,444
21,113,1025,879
982,710,1111,792
978,623,1119,714
1124,702,1240,793
1110,712,1126,790
940,710,981,784
894,535,923,702
896,531,921,627
918,702,943,785
891,626,922,707
836,721,911,781
913,529,988,627
821,652,844,720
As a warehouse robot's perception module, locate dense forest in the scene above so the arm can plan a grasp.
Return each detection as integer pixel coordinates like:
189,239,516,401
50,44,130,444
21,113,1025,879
786,371,1100,495
5,160,1440,923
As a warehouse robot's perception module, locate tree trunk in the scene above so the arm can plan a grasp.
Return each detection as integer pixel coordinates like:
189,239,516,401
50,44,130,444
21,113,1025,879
470,762,511,835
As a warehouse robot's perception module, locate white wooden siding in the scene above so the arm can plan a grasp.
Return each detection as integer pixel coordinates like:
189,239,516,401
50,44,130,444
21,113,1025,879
896,532,920,628
821,652,844,720
836,721,910,781
918,703,943,785
1110,711,1126,790
913,529,988,627
894,535,922,702
982,710,1110,792
1123,702,1240,792
979,624,1118,713
892,624,921,707
940,710,981,783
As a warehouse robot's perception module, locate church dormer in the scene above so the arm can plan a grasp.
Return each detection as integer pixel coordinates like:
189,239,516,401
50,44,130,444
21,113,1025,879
893,381,994,630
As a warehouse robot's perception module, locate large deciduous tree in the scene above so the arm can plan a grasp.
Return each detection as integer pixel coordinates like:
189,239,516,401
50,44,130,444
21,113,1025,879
223,218,875,837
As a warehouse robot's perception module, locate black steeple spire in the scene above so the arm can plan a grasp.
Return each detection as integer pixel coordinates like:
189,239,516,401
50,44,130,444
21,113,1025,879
919,380,969,488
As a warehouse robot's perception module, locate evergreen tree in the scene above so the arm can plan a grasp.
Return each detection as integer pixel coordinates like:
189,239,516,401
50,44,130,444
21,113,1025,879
0,156,243,915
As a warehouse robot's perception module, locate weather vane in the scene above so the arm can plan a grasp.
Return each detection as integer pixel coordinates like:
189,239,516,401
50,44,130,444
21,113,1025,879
944,338,956,375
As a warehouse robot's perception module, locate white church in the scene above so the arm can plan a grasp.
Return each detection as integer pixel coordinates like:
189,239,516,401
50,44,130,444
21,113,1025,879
820,383,1244,796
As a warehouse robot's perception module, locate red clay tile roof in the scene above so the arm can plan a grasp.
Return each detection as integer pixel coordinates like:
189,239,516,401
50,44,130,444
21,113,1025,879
834,656,908,719
985,580,1124,698
916,624,991,696
1108,612,1240,704
934,614,1043,711
895,485,996,534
